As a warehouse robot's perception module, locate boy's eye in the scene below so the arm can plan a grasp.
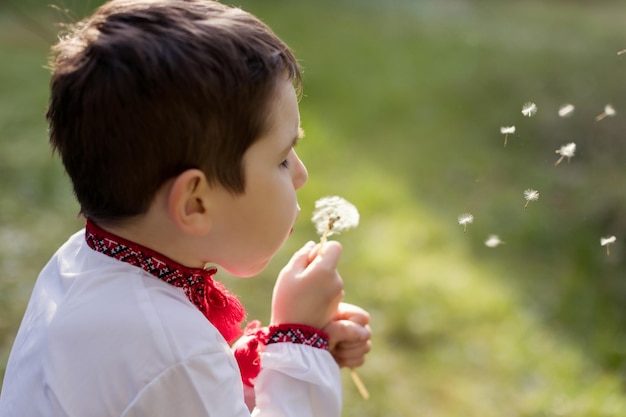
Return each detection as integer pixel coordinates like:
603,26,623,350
280,158,290,168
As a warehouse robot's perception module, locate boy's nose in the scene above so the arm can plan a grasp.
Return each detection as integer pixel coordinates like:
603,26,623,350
292,153,308,190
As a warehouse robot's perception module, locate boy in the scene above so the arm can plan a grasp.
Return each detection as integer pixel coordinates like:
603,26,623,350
0,0,371,416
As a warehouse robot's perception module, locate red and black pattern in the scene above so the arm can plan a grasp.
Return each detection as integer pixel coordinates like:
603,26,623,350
233,321,330,387
84,219,245,343
266,323,329,350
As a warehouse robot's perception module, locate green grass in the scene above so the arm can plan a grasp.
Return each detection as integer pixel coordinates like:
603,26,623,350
2,0,626,415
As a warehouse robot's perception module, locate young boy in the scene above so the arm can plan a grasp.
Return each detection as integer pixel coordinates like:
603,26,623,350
0,1,371,416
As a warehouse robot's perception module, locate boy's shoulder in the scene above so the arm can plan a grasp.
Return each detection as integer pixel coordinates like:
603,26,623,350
35,229,225,357
2,228,237,416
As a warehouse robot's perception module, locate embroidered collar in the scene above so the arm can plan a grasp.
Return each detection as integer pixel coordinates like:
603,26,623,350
85,219,245,343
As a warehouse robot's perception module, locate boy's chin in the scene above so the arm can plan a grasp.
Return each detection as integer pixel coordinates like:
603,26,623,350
224,258,272,279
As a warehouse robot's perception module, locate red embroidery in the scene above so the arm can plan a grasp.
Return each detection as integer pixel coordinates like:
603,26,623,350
233,322,329,387
84,219,245,343
266,324,329,350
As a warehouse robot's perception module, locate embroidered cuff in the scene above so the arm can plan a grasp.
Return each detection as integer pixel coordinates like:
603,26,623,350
265,323,330,350
233,322,329,387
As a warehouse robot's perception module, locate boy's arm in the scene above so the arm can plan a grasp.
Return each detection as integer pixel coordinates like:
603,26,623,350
251,241,346,416
234,305,371,413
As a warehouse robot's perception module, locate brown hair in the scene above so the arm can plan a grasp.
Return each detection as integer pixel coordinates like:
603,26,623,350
47,0,301,223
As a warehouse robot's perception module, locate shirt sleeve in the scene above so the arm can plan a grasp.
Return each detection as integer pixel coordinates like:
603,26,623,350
119,342,340,417
119,350,251,417
252,343,342,417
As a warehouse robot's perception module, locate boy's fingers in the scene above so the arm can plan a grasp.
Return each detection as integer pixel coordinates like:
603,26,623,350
342,321,371,343
285,241,316,271
331,335,372,368
335,339,372,356
335,302,370,326
325,319,370,349
333,346,370,368
306,240,343,270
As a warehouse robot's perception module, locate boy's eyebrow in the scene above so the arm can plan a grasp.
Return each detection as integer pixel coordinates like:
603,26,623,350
281,127,305,156
285,127,305,152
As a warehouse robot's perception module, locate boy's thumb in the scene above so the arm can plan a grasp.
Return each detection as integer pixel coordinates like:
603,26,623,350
285,241,316,271
311,240,343,268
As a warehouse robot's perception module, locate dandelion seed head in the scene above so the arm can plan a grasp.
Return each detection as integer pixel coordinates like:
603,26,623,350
500,126,516,134
521,102,538,117
604,104,616,117
601,236,616,246
524,189,539,202
556,142,576,158
485,235,503,248
457,213,474,226
312,196,360,237
558,104,575,117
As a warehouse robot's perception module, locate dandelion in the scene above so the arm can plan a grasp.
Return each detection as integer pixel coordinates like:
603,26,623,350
558,104,575,118
500,126,516,147
485,235,505,248
311,195,368,400
457,213,474,232
521,102,538,117
595,104,616,121
601,235,616,256
554,142,576,166
312,196,360,244
523,189,539,209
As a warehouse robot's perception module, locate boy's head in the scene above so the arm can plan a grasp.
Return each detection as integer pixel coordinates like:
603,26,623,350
47,0,301,224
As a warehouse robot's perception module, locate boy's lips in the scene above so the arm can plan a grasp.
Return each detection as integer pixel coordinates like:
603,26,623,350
288,205,300,236
289,210,299,235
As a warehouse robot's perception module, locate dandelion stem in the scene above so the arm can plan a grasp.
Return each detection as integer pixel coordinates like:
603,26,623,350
320,229,329,247
319,216,339,247
524,201,529,210
350,369,370,400
555,155,564,166
596,113,607,121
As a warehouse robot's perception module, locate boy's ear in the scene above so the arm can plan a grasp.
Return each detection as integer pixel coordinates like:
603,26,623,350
167,169,213,236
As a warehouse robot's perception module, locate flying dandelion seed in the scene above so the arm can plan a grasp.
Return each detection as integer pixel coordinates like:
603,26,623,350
500,126,516,147
554,142,576,166
601,236,616,256
457,213,474,232
521,102,538,117
523,189,539,209
558,104,575,118
595,104,616,121
485,235,504,248
311,195,368,400
618,49,626,56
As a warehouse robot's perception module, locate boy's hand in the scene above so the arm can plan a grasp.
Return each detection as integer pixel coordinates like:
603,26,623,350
324,303,371,368
271,241,344,329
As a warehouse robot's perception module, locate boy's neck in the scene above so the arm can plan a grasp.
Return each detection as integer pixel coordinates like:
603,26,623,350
98,209,206,270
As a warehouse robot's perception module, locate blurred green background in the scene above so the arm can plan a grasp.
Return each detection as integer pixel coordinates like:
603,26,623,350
2,0,626,415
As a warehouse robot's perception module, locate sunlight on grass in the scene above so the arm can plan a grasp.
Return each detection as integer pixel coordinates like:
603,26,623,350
282,113,626,415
